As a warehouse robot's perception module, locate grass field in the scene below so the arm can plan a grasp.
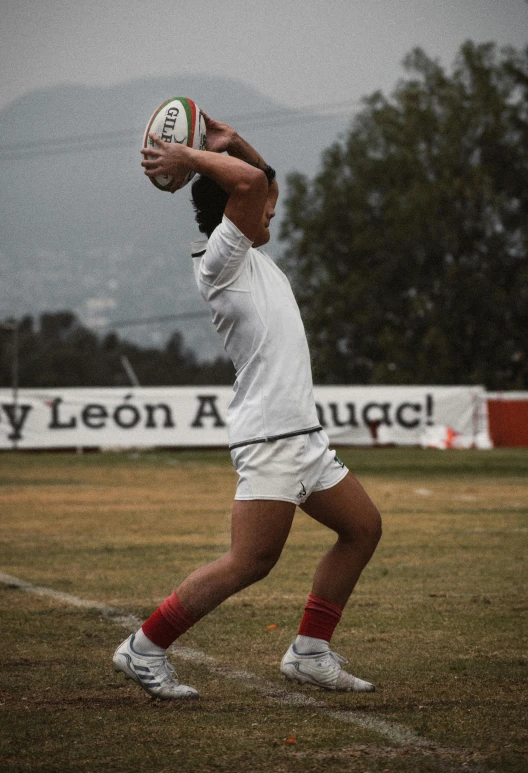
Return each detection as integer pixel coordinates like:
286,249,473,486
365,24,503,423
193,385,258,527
0,447,526,773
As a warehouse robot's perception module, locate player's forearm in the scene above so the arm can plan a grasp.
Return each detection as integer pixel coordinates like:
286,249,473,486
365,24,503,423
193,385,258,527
226,132,268,170
186,146,266,193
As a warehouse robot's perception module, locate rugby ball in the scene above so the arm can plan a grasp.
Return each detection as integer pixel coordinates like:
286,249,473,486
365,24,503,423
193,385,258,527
143,97,207,191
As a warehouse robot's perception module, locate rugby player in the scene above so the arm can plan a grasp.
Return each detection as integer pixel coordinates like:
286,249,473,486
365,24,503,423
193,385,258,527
113,114,382,699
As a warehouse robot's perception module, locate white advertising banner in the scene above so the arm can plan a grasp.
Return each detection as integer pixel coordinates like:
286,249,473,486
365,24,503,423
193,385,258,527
0,385,488,450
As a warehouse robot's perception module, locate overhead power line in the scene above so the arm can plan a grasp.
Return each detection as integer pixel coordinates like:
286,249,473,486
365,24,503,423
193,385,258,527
0,97,361,161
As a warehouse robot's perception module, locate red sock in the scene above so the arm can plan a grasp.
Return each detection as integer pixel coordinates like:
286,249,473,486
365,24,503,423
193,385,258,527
142,592,197,650
297,593,343,642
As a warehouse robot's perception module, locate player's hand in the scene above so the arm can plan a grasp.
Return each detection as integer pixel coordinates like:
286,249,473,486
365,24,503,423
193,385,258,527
202,112,236,154
140,133,191,190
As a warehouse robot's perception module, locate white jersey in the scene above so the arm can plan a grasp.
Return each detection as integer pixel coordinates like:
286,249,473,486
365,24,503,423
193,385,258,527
192,216,321,448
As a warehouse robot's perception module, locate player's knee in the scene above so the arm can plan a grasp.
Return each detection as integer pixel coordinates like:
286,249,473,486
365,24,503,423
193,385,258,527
360,503,382,548
366,505,383,548
248,558,274,583
340,502,382,550
234,562,271,587
246,550,280,583
230,550,280,587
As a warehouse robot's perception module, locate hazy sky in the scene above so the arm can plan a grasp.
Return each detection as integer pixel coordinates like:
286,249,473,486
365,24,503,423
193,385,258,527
1,0,527,113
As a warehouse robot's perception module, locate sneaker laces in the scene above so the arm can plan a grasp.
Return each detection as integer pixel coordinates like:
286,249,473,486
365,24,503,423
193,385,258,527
150,655,179,685
327,651,349,667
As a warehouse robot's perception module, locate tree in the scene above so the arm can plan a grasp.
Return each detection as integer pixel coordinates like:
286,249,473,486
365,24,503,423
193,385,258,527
280,42,528,389
0,312,234,387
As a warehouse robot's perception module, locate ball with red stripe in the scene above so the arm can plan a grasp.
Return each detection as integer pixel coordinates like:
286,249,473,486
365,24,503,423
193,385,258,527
143,97,207,191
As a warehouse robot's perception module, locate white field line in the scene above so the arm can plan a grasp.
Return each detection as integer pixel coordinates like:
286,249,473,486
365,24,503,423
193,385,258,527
0,571,141,630
1,570,478,765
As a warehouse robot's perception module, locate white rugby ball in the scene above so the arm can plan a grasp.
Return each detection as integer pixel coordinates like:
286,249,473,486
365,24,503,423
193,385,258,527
143,97,207,191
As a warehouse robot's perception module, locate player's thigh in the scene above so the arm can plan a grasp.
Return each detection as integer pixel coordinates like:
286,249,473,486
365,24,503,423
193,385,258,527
230,498,296,565
301,473,381,541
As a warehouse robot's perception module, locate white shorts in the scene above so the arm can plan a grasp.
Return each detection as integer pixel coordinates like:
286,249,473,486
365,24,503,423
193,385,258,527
230,429,349,505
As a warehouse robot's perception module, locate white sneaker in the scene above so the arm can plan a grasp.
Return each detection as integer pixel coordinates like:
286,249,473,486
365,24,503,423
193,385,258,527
113,633,199,700
280,643,375,692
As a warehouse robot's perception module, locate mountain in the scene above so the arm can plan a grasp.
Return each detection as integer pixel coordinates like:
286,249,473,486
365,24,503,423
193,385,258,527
0,75,352,359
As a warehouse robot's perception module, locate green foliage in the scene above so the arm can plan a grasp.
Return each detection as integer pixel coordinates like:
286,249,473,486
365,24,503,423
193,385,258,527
0,312,234,387
280,42,528,388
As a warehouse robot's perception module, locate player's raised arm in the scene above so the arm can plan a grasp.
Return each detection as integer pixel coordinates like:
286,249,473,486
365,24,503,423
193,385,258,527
141,132,268,244
202,113,277,189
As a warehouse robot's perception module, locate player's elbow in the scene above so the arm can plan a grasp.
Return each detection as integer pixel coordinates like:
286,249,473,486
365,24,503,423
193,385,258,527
235,167,268,198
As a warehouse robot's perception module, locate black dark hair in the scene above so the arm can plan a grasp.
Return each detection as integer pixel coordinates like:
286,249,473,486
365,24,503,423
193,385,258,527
191,175,229,237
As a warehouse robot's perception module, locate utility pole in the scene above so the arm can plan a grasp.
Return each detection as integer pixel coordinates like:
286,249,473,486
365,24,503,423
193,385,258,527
120,355,141,387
